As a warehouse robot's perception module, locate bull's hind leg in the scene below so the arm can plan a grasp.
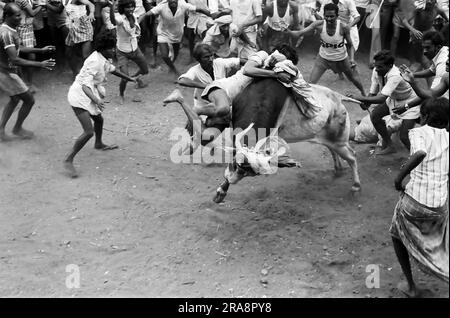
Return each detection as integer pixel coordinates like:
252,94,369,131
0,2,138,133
326,145,345,177
332,144,361,192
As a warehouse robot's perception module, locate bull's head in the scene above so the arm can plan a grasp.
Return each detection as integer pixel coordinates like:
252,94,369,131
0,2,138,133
225,123,289,183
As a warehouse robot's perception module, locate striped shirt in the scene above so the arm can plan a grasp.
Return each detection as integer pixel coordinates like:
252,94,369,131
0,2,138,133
370,65,415,102
0,24,20,73
405,125,449,208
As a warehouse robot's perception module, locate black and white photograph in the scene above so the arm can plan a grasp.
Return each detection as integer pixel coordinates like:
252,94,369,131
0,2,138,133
0,0,448,301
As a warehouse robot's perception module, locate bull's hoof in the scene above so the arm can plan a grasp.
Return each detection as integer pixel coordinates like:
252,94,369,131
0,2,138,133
334,168,345,178
213,188,227,203
351,183,361,192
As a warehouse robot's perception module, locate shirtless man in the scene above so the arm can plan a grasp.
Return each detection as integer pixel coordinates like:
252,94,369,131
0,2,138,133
287,2,365,95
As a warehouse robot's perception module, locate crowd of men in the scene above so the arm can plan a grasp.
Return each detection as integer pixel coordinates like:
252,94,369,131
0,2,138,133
0,0,448,298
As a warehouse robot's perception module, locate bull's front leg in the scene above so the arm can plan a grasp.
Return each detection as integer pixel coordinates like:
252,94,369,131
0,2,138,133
213,162,247,203
213,179,230,203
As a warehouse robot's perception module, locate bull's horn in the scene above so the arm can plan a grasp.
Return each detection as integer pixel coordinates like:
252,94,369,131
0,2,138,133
235,123,254,152
254,136,269,153
340,96,362,105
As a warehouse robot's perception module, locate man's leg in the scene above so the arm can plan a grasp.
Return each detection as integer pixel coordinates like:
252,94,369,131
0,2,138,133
399,119,416,151
172,43,181,63
370,103,396,154
197,89,231,118
150,16,158,67
379,4,394,50
0,95,21,142
63,108,94,177
341,60,366,95
129,48,150,88
91,114,118,150
159,43,179,75
390,24,401,57
392,236,420,297
118,51,130,101
309,57,328,84
23,53,36,90
81,41,93,63
370,27,381,68
187,27,196,62
11,91,35,139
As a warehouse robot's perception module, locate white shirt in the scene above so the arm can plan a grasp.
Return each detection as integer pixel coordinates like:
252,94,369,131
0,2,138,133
369,65,419,119
229,0,262,33
319,0,360,25
114,13,141,53
179,57,241,107
209,0,230,12
405,125,449,208
151,0,197,43
67,51,115,115
203,51,268,102
430,46,449,98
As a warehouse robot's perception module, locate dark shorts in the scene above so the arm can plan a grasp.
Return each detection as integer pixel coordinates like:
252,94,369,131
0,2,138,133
315,55,351,74
116,48,148,73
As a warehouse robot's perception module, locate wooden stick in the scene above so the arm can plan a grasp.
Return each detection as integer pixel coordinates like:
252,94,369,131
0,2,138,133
369,0,384,29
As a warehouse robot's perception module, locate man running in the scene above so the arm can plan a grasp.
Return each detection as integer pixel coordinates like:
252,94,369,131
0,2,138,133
0,2,55,142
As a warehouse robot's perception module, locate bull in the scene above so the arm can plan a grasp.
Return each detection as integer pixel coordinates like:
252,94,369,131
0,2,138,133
164,78,361,203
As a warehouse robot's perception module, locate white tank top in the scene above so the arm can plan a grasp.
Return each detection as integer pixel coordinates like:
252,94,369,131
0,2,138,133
267,0,291,31
319,20,347,61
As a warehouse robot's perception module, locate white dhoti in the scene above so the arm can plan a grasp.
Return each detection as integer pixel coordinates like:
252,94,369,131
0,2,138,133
350,25,360,52
230,31,258,60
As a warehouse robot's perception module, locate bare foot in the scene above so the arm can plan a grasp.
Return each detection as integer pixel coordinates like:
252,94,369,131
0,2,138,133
63,161,78,178
397,281,433,298
375,145,397,155
95,143,119,151
0,131,14,142
163,89,184,105
12,128,34,140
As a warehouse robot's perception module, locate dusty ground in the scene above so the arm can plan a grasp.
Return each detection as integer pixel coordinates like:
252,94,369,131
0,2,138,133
0,43,448,298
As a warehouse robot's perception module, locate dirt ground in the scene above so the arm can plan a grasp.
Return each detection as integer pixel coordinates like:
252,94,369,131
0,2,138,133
0,43,448,298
